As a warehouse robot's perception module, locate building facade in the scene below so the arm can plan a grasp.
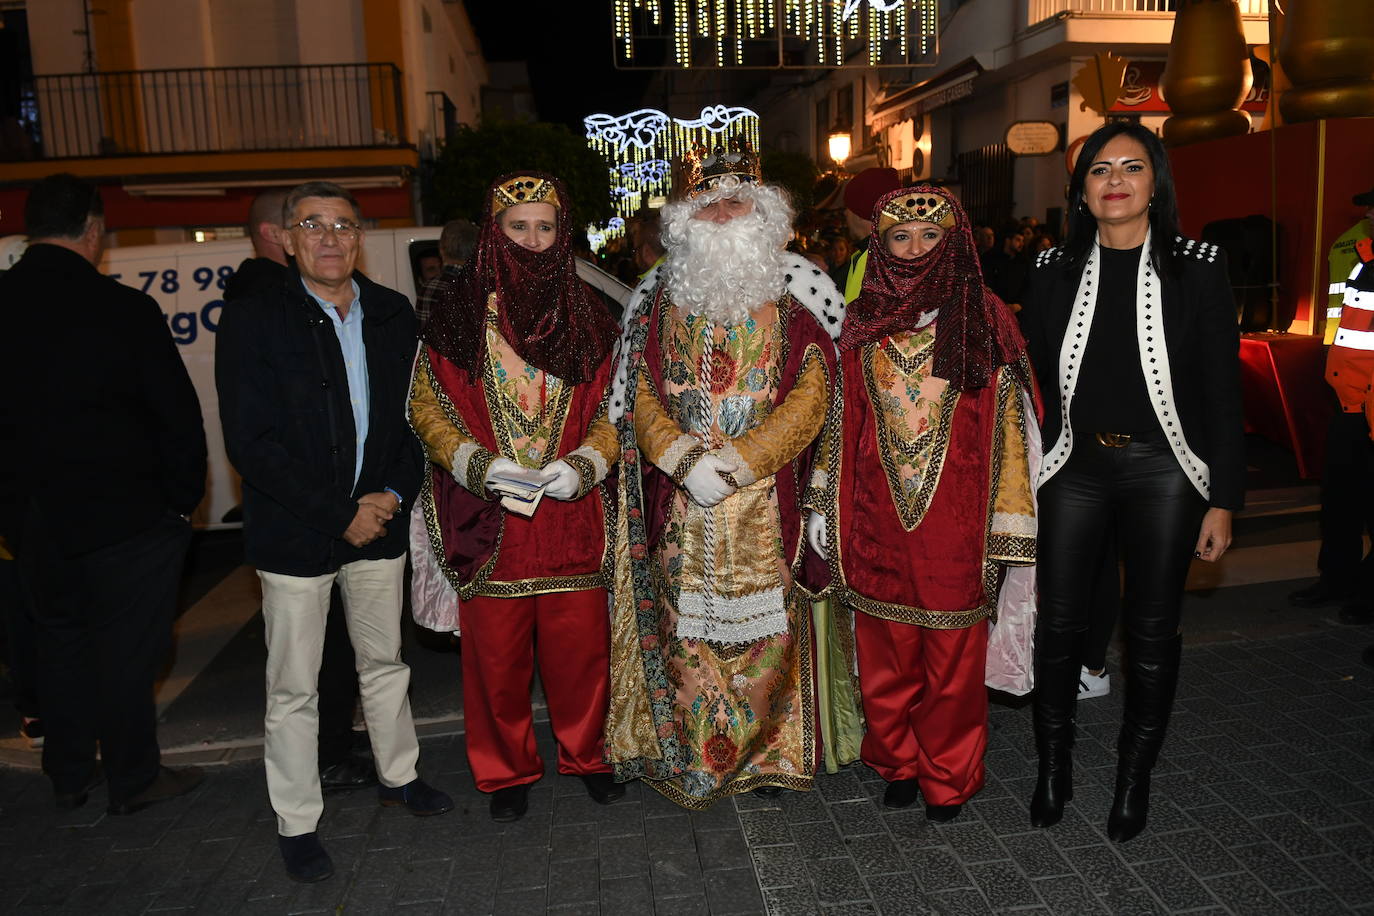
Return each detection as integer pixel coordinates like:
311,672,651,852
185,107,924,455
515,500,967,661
699,1,1270,232
0,0,487,242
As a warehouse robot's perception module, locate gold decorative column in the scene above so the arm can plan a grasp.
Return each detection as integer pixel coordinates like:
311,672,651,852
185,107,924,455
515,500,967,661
1160,0,1253,147
1278,0,1374,122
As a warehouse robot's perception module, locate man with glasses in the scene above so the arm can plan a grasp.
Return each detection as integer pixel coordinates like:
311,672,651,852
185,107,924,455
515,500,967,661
216,181,451,884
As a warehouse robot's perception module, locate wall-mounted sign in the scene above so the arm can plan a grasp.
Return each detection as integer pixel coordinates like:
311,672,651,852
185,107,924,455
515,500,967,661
1005,121,1061,156
1109,61,1268,114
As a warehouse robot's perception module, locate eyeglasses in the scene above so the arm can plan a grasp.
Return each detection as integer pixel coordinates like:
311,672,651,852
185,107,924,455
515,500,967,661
288,218,362,240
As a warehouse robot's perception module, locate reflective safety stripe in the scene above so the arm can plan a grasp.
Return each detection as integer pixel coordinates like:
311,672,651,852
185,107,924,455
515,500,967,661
1329,307,1346,318
1332,281,1347,294
1333,327,1374,351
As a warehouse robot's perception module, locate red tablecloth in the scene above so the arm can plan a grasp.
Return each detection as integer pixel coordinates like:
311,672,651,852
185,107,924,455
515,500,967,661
1238,332,1331,479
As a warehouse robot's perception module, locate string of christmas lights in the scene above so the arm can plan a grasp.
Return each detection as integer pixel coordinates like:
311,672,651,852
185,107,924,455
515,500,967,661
583,105,762,250
614,0,934,69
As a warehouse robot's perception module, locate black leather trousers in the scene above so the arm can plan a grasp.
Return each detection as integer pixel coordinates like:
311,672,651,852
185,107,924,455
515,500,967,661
1034,438,1206,766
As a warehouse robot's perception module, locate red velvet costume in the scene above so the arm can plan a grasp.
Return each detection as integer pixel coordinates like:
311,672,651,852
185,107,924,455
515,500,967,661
825,186,1037,807
409,172,620,793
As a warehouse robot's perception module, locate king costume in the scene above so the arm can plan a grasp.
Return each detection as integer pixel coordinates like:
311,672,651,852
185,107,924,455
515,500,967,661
408,173,623,814
820,186,1039,816
604,144,859,808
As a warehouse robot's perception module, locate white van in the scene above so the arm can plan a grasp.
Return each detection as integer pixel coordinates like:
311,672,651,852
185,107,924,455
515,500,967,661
98,227,443,529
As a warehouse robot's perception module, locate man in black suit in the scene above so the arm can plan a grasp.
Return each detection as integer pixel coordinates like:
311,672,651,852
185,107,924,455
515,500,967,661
0,173,208,814
223,188,375,796
216,181,451,883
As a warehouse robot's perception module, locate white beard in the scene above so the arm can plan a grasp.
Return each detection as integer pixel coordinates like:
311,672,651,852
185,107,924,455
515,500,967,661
662,186,793,328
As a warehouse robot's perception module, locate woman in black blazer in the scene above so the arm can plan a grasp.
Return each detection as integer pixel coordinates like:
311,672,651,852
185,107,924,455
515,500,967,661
1019,122,1243,842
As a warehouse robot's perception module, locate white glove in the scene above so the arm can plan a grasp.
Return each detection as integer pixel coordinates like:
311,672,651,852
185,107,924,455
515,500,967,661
482,456,523,488
806,511,828,559
683,453,738,507
540,460,581,500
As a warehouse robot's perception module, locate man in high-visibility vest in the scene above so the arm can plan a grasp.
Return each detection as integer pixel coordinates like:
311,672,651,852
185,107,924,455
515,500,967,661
1291,197,1374,623
838,167,901,303
1322,187,1374,344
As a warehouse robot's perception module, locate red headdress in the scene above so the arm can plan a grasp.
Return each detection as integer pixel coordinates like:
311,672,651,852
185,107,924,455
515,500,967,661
422,171,618,384
838,184,1024,391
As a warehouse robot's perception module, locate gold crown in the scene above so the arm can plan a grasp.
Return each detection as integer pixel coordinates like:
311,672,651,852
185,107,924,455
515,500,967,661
493,176,560,213
878,189,956,234
679,137,763,199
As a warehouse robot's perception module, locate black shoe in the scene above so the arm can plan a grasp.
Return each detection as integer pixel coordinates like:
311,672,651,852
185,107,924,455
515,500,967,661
278,832,334,883
489,783,531,822
107,766,204,815
752,786,783,799
1288,580,1353,608
925,803,962,823
1106,772,1151,843
882,779,920,809
377,778,453,816
319,756,378,793
1030,750,1073,828
53,765,103,811
581,772,626,805
1338,604,1374,625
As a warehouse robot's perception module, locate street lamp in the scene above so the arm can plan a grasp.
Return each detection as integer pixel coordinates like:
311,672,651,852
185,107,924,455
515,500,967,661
828,126,852,170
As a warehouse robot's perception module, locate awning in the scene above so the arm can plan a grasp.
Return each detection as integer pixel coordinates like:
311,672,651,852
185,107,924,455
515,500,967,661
868,58,984,132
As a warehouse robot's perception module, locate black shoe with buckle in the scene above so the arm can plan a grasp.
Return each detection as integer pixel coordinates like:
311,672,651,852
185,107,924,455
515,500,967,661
581,772,626,805
319,756,378,793
489,783,531,822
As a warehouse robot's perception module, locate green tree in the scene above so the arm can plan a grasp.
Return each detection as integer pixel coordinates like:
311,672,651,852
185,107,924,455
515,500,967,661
426,115,614,227
761,150,821,211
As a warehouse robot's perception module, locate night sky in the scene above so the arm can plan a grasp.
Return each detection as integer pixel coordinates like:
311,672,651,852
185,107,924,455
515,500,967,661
463,1,656,129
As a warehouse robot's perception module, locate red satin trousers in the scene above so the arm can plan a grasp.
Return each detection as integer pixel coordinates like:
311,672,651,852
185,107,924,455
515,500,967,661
854,612,988,805
459,588,611,792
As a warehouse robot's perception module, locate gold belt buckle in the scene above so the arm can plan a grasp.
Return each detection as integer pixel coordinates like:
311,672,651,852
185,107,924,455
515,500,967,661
1095,432,1132,448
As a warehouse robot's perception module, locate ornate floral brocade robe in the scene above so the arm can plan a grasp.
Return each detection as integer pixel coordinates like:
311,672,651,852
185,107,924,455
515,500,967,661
608,292,842,807
827,319,1037,624
408,296,619,600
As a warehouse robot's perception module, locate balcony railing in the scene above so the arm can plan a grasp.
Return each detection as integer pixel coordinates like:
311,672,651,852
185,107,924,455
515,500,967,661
7,63,406,161
1029,0,1269,25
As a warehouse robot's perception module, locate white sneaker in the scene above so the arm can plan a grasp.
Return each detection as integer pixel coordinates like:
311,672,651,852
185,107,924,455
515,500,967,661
1077,666,1110,700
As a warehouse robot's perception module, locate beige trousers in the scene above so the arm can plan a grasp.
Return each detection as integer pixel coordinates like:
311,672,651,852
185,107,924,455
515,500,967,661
259,555,420,836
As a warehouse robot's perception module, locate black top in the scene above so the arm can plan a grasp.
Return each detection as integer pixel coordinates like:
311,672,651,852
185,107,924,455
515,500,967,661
1071,245,1161,437
215,267,423,576
0,244,207,553
1019,237,1245,510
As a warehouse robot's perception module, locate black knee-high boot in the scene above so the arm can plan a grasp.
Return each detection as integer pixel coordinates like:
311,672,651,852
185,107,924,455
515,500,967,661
1030,628,1082,828
1107,633,1182,842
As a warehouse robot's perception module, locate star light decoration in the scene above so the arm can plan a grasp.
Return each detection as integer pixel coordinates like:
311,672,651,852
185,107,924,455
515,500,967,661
613,0,936,69
583,105,762,250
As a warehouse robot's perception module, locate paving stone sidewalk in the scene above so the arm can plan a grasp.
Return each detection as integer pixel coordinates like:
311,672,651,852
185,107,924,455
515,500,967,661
2,627,1372,915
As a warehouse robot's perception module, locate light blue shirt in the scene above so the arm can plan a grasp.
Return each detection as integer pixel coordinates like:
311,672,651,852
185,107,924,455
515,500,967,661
302,278,368,489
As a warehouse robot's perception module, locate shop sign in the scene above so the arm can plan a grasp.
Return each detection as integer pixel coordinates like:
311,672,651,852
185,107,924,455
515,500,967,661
1005,121,1060,156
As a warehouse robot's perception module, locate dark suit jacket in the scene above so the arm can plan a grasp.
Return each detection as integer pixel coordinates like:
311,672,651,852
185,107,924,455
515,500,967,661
0,244,207,554
1018,238,1245,510
215,267,423,576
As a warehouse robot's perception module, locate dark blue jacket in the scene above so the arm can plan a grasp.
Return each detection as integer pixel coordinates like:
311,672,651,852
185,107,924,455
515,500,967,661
215,267,422,576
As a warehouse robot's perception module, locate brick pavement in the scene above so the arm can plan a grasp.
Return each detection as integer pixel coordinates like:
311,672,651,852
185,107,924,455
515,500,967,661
2,626,1372,915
